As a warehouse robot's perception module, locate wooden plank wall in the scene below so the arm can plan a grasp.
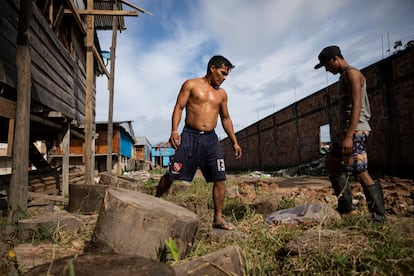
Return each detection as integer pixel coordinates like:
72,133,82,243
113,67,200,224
0,0,89,126
0,0,18,87
29,1,87,124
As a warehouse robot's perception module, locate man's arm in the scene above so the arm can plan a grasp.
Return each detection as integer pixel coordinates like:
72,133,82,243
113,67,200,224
220,92,242,159
343,69,363,154
170,80,191,148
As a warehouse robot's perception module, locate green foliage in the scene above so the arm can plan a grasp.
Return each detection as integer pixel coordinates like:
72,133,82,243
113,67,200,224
165,237,180,262
31,228,55,243
278,195,295,210
157,237,180,263
64,258,76,276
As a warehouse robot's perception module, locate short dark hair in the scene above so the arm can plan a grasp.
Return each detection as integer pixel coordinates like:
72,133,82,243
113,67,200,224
206,55,235,74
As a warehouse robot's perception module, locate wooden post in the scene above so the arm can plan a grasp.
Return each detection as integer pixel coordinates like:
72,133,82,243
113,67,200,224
7,0,32,230
7,118,15,157
61,123,70,197
106,12,118,173
84,0,95,185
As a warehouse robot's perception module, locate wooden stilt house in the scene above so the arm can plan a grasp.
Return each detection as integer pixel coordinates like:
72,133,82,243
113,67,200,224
0,0,149,218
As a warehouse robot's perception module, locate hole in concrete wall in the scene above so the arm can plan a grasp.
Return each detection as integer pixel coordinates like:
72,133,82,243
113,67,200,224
319,124,331,155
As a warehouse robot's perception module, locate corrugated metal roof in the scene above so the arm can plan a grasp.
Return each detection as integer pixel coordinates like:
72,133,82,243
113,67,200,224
94,0,126,31
135,136,152,147
71,0,126,31
70,0,152,31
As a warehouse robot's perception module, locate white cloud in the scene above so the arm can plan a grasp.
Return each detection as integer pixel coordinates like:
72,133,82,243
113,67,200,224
95,0,414,145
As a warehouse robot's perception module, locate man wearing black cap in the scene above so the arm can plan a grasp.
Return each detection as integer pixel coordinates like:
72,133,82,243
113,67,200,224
314,46,386,223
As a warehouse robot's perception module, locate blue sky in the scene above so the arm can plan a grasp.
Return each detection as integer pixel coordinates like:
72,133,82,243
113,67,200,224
96,0,414,145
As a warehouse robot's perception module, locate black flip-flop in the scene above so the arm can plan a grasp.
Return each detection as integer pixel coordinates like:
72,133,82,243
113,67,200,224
212,221,236,231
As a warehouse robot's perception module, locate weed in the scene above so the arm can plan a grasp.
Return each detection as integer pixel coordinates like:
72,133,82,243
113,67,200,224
157,237,180,263
278,195,295,209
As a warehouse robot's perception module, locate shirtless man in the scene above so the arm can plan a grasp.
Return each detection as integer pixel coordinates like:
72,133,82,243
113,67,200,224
314,46,385,223
155,55,242,230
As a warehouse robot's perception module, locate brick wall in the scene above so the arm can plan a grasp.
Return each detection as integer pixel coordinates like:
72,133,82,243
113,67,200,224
221,47,414,177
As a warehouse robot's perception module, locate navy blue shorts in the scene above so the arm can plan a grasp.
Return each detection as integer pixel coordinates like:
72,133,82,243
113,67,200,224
167,126,226,182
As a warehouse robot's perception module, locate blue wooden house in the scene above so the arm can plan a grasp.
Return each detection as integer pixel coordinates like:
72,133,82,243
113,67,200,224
151,142,175,168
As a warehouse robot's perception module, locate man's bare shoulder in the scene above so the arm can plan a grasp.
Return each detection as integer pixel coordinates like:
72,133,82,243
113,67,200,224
183,77,204,84
180,77,203,89
347,68,364,84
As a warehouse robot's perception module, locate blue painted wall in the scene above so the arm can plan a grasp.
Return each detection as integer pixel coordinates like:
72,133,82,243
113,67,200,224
151,147,175,167
120,131,134,158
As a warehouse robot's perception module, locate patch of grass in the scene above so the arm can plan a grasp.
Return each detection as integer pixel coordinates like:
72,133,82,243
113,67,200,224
278,195,296,210
158,175,414,275
2,172,412,275
30,228,56,243
148,168,167,175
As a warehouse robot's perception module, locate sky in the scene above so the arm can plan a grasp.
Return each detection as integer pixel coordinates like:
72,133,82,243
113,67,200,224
95,0,414,145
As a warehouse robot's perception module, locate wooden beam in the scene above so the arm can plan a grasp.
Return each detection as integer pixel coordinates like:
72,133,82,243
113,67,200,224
53,4,65,31
93,45,110,77
84,0,95,185
63,1,110,80
28,192,69,203
119,0,153,16
63,0,86,34
30,114,85,140
7,118,14,157
107,9,118,172
61,123,70,197
0,97,16,118
76,10,138,17
48,0,53,25
8,0,32,229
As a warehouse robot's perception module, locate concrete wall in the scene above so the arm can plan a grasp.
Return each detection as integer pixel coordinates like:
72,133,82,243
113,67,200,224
221,47,414,177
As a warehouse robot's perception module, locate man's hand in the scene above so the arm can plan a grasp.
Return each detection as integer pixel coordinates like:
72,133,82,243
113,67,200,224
169,132,181,149
233,143,242,159
341,136,353,155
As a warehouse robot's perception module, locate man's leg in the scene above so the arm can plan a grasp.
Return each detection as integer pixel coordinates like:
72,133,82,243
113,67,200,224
357,171,386,223
155,173,173,197
212,180,235,230
329,173,354,214
326,156,354,214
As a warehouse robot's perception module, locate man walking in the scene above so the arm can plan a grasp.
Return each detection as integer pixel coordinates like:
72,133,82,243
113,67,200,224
156,55,242,230
314,46,385,222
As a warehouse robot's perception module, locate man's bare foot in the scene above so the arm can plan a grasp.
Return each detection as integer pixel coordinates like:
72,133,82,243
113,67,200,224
212,221,236,231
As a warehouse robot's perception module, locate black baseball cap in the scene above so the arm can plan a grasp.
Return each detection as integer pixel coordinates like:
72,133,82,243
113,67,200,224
314,45,341,69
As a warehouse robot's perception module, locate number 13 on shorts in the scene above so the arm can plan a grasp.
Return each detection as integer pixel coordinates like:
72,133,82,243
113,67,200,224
217,159,226,171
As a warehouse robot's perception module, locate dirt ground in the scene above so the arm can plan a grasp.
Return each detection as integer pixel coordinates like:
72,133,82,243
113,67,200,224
226,173,414,218
1,172,413,273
